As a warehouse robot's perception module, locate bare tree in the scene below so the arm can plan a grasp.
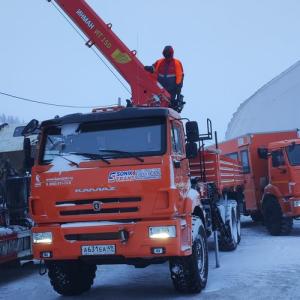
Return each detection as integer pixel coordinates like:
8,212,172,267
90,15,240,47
0,114,21,124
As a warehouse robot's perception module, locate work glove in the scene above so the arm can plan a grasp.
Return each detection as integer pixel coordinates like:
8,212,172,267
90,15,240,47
144,65,154,73
176,84,182,94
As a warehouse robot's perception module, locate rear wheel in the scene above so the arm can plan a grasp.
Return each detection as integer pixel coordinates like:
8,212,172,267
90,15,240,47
263,197,293,235
169,218,208,294
46,260,96,296
236,205,241,244
250,211,264,223
219,205,239,251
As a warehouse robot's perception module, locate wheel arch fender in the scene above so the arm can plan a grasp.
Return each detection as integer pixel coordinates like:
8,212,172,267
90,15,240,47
192,206,206,231
191,213,205,242
264,184,282,200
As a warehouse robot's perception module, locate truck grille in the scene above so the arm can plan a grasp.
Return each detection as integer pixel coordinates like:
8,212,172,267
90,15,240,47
60,207,138,216
65,231,128,241
56,197,141,217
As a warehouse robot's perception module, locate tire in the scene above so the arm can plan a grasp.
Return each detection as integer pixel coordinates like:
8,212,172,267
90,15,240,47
236,205,241,244
263,197,293,236
250,211,263,223
219,206,238,251
46,260,97,296
169,218,208,294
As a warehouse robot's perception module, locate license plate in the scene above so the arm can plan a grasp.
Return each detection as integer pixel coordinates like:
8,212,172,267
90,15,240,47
81,244,116,256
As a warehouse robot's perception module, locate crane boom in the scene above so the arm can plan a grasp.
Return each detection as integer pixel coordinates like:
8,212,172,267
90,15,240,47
52,0,170,107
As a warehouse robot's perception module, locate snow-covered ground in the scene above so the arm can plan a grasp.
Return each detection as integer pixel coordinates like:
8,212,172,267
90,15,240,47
1,217,300,300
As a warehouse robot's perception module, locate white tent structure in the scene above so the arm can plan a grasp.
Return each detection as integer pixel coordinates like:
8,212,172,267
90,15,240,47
0,123,25,152
226,61,300,140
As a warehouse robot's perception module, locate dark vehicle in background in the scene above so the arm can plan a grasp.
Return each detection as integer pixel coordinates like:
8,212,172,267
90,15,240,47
0,123,36,264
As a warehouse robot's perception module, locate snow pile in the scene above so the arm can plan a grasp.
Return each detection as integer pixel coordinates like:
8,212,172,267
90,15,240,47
0,227,14,236
0,225,28,237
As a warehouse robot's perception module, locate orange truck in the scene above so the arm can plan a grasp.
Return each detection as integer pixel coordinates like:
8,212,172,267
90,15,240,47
25,111,243,296
218,129,300,235
24,0,243,296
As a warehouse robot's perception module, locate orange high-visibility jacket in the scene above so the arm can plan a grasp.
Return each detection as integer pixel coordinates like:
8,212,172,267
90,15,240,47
153,58,184,89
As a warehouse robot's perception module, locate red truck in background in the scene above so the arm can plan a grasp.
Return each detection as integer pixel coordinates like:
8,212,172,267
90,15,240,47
218,129,300,235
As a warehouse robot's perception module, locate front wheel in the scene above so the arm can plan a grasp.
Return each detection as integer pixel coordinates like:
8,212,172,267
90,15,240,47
263,197,293,235
169,218,208,294
46,260,97,296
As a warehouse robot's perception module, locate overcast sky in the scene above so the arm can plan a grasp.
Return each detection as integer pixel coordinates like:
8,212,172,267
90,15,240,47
1,0,300,140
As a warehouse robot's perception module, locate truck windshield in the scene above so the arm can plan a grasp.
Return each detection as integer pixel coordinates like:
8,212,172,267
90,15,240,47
286,144,300,166
41,118,166,164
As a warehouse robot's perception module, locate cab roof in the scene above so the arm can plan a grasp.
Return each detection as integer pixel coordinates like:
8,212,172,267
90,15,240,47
41,107,180,128
269,139,300,149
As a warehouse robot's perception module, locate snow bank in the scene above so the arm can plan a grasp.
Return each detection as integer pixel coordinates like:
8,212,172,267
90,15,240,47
0,227,14,236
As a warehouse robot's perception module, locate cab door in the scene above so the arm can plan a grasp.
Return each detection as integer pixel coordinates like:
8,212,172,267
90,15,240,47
170,121,189,197
239,148,257,210
269,149,290,196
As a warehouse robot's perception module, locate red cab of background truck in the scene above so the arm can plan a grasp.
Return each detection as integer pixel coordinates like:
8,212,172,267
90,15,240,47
218,129,300,235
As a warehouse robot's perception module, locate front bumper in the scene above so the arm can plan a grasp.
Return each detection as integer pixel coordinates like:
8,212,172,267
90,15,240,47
32,218,192,261
290,198,300,216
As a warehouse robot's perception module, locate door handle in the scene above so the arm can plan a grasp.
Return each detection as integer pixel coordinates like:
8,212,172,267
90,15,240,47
173,159,181,168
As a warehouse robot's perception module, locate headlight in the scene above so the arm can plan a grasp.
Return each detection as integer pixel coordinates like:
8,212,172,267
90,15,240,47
294,200,300,208
33,232,53,244
149,226,176,239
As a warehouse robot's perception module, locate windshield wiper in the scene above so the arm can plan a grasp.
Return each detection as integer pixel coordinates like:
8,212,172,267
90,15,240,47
98,149,144,162
70,152,111,165
51,153,80,167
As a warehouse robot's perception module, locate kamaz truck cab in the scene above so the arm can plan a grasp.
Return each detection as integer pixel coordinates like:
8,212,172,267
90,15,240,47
30,106,210,295
261,139,300,234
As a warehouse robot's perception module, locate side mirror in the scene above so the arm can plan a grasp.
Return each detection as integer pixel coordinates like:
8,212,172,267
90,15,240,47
22,119,39,136
23,137,34,170
257,147,268,159
186,142,198,159
186,121,200,142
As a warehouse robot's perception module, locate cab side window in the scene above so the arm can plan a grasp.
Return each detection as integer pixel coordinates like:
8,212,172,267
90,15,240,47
240,150,250,173
171,123,184,155
272,150,285,167
226,152,239,161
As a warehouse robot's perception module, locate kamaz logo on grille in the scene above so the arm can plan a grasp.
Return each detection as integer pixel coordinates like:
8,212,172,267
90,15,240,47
75,187,116,193
92,201,102,212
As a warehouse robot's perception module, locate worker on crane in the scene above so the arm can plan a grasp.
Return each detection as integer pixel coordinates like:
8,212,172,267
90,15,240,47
144,46,185,112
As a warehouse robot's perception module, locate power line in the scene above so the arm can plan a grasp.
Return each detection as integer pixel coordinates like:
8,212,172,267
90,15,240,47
0,91,95,109
50,1,132,95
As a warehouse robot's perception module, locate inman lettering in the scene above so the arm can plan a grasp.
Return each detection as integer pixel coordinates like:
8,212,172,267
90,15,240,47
76,9,95,30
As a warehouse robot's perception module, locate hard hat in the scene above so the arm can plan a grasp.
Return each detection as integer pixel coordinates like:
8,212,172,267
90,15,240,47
163,46,174,58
